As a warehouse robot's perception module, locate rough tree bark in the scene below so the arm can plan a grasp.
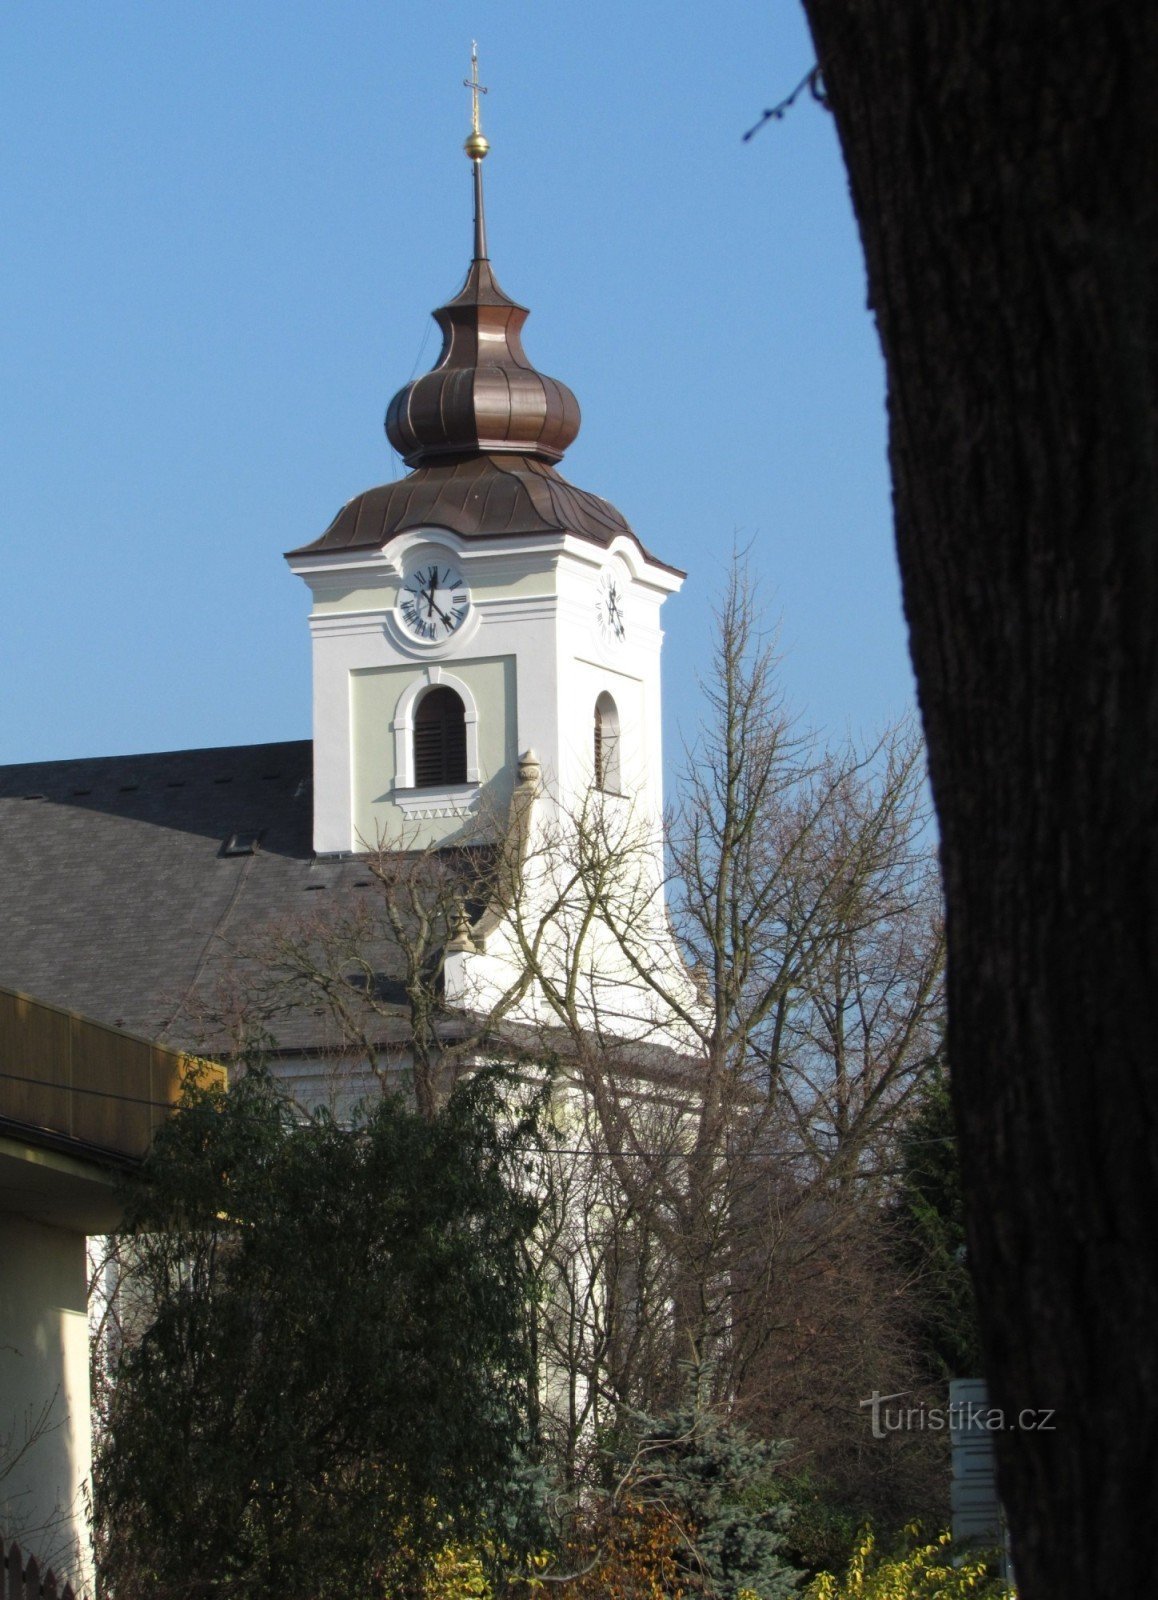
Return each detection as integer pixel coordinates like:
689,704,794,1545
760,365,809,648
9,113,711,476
796,3,1158,1595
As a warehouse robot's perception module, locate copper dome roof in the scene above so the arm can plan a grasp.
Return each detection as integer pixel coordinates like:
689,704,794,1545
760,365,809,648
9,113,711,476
289,114,682,578
385,257,581,467
286,451,682,575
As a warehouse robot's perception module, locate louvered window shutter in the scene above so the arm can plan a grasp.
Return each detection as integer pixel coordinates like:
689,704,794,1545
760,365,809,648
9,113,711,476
413,688,468,787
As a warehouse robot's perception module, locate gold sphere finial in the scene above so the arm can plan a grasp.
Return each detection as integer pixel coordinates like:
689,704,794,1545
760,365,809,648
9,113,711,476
463,41,489,160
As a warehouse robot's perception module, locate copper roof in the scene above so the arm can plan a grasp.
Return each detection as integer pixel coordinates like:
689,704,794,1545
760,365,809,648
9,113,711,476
289,137,683,578
386,259,581,467
288,453,682,574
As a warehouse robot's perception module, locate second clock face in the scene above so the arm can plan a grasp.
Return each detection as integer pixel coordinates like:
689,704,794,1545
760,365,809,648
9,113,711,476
398,563,471,644
595,567,627,646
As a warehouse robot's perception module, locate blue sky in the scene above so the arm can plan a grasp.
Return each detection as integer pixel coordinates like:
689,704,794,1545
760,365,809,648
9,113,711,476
1,2,913,778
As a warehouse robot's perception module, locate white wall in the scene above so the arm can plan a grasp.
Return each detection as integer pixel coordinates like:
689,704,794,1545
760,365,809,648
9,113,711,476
290,525,694,1040
290,529,680,858
0,1215,94,1593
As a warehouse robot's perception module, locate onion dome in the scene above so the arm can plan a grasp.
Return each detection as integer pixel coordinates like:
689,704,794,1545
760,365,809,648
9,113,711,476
385,62,580,468
287,51,682,581
385,261,581,467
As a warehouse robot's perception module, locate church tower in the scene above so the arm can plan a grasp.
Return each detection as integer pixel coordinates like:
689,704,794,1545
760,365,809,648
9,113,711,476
286,56,683,874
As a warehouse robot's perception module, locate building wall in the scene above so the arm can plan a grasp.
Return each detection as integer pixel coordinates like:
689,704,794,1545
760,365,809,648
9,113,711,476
0,1215,93,1594
292,529,680,859
0,990,217,1596
351,653,518,850
290,524,692,1038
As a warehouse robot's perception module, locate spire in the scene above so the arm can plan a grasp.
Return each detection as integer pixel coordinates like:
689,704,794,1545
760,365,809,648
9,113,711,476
464,41,489,261
384,47,581,469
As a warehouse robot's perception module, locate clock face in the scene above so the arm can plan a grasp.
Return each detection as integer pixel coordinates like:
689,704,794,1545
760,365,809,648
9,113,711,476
595,567,627,646
398,562,471,644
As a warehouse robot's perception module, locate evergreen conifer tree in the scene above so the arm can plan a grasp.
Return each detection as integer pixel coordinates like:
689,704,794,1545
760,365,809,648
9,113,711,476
891,1065,982,1379
628,1400,800,1598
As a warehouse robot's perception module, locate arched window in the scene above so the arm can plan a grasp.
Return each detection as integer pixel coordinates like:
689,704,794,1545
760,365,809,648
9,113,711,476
413,687,467,788
594,692,621,793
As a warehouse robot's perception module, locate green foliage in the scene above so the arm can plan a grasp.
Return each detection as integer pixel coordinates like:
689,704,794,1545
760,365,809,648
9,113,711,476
891,1067,982,1379
805,1524,1011,1600
425,1543,497,1599
96,1069,548,1600
626,1402,800,1599
773,1473,863,1582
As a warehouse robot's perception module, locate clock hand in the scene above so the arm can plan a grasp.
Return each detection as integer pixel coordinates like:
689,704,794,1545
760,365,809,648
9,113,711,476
430,598,454,628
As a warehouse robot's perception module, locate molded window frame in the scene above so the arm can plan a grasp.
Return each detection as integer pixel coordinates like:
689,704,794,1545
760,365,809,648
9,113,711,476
391,668,481,792
594,691,622,794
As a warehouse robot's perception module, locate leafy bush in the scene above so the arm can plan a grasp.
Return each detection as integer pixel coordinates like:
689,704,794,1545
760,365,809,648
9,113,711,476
425,1544,495,1599
774,1473,863,1580
549,1498,691,1600
96,1068,548,1600
805,1525,1011,1600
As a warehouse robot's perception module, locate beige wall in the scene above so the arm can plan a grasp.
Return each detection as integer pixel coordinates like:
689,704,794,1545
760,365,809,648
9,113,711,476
310,562,556,616
0,1215,93,1593
0,988,217,1595
351,654,518,850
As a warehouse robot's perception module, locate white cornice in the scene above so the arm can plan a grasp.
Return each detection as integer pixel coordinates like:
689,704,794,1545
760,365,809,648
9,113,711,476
287,528,683,594
288,528,570,579
476,593,557,624
306,612,389,638
558,534,685,593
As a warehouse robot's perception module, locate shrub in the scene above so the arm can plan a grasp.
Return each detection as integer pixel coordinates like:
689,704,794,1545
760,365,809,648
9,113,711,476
805,1524,1011,1600
774,1472,863,1580
552,1497,690,1600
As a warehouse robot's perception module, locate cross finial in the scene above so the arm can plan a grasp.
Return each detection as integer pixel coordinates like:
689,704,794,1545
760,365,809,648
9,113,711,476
464,41,488,142
462,42,490,257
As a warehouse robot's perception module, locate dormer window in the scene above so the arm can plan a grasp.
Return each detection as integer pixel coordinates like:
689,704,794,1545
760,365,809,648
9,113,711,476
414,687,468,788
594,692,621,793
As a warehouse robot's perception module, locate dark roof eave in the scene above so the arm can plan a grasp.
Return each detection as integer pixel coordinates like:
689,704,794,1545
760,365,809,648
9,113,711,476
0,1115,142,1174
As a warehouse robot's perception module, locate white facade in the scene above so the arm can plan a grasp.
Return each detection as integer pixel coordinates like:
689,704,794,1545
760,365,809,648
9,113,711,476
289,527,682,857
289,520,696,1042
0,1195,110,1596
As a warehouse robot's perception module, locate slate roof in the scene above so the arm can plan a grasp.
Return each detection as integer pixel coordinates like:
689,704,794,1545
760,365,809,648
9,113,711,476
0,740,411,1057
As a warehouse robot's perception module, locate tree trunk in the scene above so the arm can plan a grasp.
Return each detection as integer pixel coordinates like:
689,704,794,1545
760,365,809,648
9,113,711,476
796,3,1158,1595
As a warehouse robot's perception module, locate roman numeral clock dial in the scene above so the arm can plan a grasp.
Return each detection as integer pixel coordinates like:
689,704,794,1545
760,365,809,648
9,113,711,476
595,567,627,646
398,564,471,645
